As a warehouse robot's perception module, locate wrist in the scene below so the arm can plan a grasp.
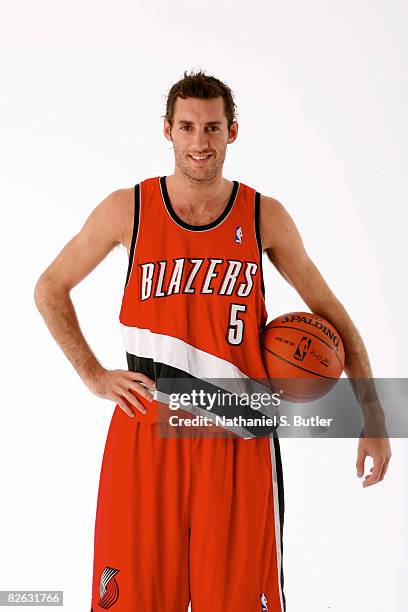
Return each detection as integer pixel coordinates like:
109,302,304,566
79,361,106,388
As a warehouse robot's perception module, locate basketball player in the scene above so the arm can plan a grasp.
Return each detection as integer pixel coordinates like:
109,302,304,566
34,70,391,611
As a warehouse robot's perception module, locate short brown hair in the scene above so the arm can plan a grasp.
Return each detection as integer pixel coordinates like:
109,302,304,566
164,69,238,132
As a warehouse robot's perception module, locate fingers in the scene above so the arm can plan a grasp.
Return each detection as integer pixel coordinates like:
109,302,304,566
114,396,137,418
362,456,385,488
124,370,156,389
93,369,157,418
127,382,156,404
378,457,391,482
357,436,392,487
121,389,149,414
356,449,366,478
114,391,147,416
113,371,156,417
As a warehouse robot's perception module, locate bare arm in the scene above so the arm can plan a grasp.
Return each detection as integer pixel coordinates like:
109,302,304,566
34,188,155,416
260,196,373,378
260,195,391,486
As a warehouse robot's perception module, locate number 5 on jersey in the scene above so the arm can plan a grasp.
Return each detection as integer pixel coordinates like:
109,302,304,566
227,304,247,345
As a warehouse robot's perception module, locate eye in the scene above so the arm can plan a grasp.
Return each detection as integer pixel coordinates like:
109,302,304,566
208,126,219,132
180,125,191,130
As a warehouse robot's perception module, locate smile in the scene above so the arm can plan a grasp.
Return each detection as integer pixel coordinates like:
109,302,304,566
189,154,212,163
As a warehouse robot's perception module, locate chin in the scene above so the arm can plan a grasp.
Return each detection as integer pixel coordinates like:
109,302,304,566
195,169,217,181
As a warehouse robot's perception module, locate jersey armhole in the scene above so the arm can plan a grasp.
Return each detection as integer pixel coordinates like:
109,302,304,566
254,191,265,299
124,183,141,290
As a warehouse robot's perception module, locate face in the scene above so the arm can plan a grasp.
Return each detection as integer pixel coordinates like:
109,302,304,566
163,96,238,183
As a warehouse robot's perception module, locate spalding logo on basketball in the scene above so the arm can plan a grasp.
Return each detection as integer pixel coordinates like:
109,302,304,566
260,311,345,402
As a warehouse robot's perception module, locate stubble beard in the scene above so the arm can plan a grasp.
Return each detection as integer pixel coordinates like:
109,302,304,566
173,143,228,185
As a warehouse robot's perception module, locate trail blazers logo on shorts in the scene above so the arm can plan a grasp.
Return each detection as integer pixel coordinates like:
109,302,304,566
99,566,120,608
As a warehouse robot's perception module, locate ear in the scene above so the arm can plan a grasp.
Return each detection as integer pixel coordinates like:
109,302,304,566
163,118,173,142
227,121,238,144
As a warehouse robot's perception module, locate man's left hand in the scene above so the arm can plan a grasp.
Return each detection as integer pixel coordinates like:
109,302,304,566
356,432,392,487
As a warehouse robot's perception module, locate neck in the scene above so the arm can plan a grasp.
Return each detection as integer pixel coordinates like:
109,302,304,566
166,168,229,208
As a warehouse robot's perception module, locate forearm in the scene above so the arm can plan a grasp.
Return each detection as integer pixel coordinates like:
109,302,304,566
34,275,104,385
311,299,386,432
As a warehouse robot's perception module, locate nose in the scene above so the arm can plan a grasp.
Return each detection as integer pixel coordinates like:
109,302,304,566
191,128,209,151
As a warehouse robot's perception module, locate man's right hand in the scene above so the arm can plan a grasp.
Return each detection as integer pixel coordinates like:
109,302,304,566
86,368,156,417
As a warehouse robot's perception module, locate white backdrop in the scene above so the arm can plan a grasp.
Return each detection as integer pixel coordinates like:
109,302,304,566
1,0,407,610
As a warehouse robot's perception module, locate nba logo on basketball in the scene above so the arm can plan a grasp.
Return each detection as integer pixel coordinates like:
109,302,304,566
235,225,243,243
294,336,312,362
260,592,268,610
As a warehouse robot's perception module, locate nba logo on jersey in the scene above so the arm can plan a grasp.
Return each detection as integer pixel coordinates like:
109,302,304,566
235,225,243,243
260,592,268,611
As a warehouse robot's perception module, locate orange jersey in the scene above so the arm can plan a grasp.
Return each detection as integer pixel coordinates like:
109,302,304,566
119,176,268,388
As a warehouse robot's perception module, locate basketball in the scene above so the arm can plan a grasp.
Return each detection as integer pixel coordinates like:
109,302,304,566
260,311,345,402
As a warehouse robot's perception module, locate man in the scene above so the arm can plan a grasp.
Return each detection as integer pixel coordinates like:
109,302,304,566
34,70,391,612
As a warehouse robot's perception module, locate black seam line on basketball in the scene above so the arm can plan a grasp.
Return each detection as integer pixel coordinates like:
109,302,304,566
124,183,140,289
265,325,343,368
160,175,239,232
254,191,265,299
260,345,338,380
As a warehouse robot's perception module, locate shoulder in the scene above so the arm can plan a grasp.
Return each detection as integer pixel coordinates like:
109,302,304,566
259,193,286,216
259,193,295,251
95,186,135,246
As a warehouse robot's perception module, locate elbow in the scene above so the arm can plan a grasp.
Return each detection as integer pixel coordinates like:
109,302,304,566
34,274,49,312
34,272,67,311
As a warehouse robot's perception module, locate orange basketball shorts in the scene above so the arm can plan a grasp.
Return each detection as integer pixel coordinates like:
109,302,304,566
90,402,286,612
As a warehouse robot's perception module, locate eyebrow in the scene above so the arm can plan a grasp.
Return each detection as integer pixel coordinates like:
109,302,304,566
177,120,223,125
